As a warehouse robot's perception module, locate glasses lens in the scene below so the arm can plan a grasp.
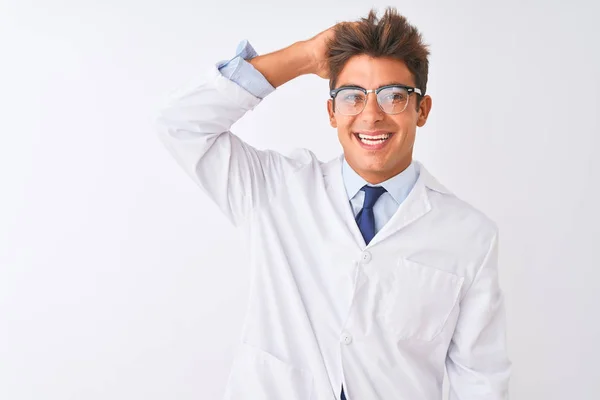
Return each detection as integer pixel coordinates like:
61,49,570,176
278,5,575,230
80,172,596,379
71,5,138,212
377,86,410,114
335,88,366,115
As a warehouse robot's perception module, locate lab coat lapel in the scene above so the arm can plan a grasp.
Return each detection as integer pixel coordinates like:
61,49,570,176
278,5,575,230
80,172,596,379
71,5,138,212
322,154,368,249
367,160,451,247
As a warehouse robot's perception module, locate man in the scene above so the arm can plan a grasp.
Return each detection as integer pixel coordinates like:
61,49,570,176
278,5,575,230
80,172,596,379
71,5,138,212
156,7,511,400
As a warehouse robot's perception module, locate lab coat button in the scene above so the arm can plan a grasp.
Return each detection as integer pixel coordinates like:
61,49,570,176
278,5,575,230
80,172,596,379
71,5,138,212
360,251,372,263
341,331,353,345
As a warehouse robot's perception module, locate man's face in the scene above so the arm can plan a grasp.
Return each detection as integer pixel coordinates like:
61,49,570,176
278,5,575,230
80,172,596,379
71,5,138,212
327,55,432,184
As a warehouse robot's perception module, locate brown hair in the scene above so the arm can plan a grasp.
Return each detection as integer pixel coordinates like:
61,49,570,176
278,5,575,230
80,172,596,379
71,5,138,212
327,8,430,109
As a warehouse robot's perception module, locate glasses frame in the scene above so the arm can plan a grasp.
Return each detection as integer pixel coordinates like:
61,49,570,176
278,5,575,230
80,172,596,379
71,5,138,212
329,84,423,116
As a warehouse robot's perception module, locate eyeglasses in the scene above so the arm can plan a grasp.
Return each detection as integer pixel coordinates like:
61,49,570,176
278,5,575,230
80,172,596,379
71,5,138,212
329,84,422,116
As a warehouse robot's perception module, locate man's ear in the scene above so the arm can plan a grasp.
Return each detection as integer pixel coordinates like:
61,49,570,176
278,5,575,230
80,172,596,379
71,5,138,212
327,99,337,128
416,95,432,127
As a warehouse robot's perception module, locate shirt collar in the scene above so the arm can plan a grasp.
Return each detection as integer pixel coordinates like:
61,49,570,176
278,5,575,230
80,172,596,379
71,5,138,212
341,157,419,205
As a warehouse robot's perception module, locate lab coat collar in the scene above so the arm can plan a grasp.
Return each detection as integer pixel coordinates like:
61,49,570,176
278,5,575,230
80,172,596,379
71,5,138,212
323,154,452,248
341,157,419,205
328,154,451,196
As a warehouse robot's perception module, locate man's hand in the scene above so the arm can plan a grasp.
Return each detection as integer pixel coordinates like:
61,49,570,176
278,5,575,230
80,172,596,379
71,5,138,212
303,26,336,79
248,25,338,88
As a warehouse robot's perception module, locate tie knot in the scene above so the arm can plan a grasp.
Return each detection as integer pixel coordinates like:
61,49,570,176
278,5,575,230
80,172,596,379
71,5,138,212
361,185,387,209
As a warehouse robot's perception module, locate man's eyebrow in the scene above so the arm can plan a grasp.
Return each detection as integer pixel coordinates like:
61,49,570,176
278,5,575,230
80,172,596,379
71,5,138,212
335,83,362,88
336,81,413,89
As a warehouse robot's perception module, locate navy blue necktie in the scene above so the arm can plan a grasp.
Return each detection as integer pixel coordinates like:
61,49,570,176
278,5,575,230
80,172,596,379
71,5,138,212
355,185,387,245
341,186,387,400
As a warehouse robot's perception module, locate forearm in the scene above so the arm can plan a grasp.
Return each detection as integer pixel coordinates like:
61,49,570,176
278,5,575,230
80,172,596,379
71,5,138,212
249,41,315,88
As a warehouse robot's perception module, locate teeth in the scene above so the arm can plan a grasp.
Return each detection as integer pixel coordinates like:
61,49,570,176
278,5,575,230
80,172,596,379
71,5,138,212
360,138,387,145
357,132,391,146
358,133,391,140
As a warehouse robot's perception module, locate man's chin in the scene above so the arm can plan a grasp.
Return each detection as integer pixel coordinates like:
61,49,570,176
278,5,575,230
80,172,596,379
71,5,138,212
354,161,391,177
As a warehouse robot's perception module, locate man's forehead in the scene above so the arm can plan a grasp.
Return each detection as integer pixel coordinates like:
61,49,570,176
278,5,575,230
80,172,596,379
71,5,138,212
336,55,415,88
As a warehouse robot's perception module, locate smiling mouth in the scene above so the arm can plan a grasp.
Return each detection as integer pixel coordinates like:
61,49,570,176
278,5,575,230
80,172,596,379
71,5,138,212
353,132,394,150
354,132,394,145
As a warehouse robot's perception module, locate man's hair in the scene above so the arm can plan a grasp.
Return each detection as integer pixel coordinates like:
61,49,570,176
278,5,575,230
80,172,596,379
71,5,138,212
326,8,430,108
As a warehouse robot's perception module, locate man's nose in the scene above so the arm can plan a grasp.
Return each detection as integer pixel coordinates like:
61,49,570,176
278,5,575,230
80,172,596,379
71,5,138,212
360,92,384,122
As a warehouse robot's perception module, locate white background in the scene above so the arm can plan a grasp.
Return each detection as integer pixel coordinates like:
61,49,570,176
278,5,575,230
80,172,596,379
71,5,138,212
1,0,599,399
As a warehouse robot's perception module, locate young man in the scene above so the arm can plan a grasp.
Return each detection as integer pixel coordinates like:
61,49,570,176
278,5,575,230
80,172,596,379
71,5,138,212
156,8,511,400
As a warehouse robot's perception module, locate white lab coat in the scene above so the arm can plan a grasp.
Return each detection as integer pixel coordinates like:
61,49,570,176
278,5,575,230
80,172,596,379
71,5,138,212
156,65,511,400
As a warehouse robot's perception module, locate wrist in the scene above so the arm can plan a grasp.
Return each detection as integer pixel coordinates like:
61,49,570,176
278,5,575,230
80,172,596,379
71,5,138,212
289,40,316,76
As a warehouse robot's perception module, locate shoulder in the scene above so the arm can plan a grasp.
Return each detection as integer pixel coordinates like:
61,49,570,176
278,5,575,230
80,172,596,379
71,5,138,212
418,161,499,237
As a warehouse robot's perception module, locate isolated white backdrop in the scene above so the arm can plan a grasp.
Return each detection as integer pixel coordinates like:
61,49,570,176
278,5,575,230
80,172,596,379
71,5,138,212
1,0,599,399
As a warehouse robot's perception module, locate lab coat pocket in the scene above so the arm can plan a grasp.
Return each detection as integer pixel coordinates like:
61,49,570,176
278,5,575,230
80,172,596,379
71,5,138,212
223,342,314,400
380,258,464,341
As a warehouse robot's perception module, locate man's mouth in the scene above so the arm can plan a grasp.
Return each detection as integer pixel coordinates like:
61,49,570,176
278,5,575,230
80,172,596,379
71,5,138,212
355,132,392,144
353,131,394,150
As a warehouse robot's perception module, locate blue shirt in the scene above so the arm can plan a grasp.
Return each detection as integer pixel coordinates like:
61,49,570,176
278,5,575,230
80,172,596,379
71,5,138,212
218,40,420,234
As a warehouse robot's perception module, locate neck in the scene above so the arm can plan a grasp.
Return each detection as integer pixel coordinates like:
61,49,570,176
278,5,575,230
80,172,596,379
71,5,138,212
354,157,413,185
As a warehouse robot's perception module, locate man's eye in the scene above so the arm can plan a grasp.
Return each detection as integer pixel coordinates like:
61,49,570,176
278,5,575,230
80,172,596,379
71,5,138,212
386,93,406,102
344,94,364,102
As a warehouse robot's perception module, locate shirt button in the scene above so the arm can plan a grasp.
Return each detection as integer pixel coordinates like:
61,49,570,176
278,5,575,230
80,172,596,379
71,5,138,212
341,331,353,345
360,251,372,264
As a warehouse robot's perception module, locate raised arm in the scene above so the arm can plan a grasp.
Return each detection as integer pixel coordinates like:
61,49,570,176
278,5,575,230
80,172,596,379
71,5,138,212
155,31,332,226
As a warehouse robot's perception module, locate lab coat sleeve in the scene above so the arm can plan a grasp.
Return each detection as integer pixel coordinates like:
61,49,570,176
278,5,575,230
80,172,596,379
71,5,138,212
446,230,512,399
155,65,298,226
